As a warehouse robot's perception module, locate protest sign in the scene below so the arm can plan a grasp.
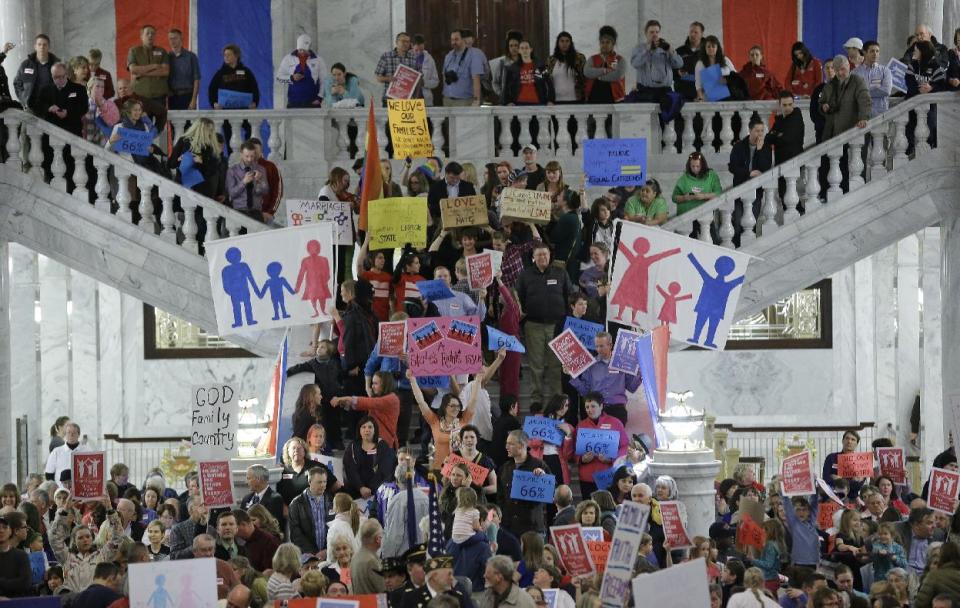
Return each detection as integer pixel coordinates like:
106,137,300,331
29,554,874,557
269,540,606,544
440,195,488,229
499,187,552,223
317,596,383,608
563,316,603,352
0,598,60,608
218,89,253,108
198,460,235,508
600,501,650,608
593,466,618,491
816,477,845,506
129,558,218,607
608,220,751,350
928,467,960,515
487,325,525,353
549,329,595,378
887,58,908,93
583,138,647,187
737,513,766,550
630,558,711,608
581,527,604,542
576,428,621,459
179,151,204,188
378,321,406,357
780,451,815,497
190,384,238,460
659,501,693,549
817,500,841,530
29,552,46,584
286,199,353,245
523,416,565,445
416,279,455,301
550,525,596,577
115,127,154,156
406,316,483,376
877,447,906,484
441,453,490,487
387,99,433,158
206,223,338,335
838,451,874,478
588,540,611,572
700,64,730,101
510,469,555,503
543,589,559,608
368,197,428,249
72,451,106,500
319,599,361,608
314,454,345,481
609,329,642,375
386,64,422,99
467,252,495,290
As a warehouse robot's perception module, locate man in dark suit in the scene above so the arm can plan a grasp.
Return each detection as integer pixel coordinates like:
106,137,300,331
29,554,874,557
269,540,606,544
729,116,773,246
399,555,474,608
391,543,428,607
426,161,477,225
552,484,576,527
240,464,285,529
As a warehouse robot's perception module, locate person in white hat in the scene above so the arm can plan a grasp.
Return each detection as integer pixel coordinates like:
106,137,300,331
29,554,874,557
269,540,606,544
275,34,328,108
843,37,864,69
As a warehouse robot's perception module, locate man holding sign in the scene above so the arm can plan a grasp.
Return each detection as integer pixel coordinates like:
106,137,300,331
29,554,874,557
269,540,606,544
568,332,642,426
575,393,628,498
498,430,551,537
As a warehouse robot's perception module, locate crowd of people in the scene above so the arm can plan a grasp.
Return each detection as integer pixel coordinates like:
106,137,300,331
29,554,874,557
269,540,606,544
1,14,960,608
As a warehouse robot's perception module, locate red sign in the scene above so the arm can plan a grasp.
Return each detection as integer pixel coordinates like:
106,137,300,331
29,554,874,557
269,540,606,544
441,453,490,487
587,540,611,573
467,252,494,290
199,460,235,508
549,329,595,378
72,452,106,500
386,64,422,100
837,451,874,478
659,501,693,549
550,525,595,577
928,467,960,515
877,447,906,484
780,451,815,496
817,500,841,530
737,514,766,550
378,321,406,357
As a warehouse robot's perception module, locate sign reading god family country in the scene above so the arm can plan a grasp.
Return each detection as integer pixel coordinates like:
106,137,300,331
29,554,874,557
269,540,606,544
440,195,488,228
191,384,239,460
499,187,552,223
368,197,428,250
583,138,647,186
387,99,434,158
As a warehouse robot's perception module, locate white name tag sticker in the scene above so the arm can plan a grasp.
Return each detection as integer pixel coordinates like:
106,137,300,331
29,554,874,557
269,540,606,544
755,73,764,78
236,70,246,75
153,50,163,55
68,92,77,98
546,279,558,285
24,68,34,74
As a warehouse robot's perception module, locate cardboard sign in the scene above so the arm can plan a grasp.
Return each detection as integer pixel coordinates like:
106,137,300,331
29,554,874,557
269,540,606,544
877,447,906,484
314,454,345,482
837,451,874,478
887,57,908,93
387,99,434,158
600,501,650,608
659,501,693,549
609,329,642,375
218,89,254,109
630,558,711,608
386,64,422,100
440,195,488,229
378,321,406,357
550,525,596,577
115,127,154,156
416,279,455,301
486,325,525,353
72,452,106,500
441,453,490,487
466,252,495,290
780,451,816,497
523,416,565,445
816,477,845,506
563,316,604,353
549,329,595,378
588,540,611,572
593,466,618,491
583,138,647,187
499,187,552,223
576,428,621,459
368,197,428,250
198,460,235,508
510,469,555,503
928,467,960,515
817,500,841,530
130,559,218,606
286,199,353,245
190,384,239,461
737,513,766,550
406,316,483,376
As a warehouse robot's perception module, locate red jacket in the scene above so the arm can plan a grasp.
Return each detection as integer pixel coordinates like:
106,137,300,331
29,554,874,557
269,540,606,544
740,62,782,100
354,393,401,449
576,414,628,483
257,157,283,216
584,52,625,103
785,58,824,97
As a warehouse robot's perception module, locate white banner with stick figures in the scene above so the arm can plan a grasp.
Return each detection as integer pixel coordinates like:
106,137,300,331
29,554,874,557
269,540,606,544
607,221,750,350
207,223,337,335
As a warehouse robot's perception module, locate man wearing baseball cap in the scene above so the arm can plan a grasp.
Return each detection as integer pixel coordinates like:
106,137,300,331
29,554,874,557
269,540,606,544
843,37,864,69
520,144,545,190
0,514,33,597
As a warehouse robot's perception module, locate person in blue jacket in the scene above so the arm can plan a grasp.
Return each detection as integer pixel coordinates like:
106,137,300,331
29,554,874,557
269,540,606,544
322,63,365,107
781,486,821,569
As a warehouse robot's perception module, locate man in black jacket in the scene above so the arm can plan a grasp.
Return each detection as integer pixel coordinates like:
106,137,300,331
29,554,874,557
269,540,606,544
13,34,59,113
35,62,87,136
289,467,333,558
497,429,550,538
766,91,805,164
427,161,477,223
673,22,704,101
729,116,773,246
0,515,32,598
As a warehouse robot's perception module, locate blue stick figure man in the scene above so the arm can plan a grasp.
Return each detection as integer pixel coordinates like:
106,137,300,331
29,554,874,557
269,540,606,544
221,246,259,328
686,253,745,348
256,261,295,321
147,573,174,608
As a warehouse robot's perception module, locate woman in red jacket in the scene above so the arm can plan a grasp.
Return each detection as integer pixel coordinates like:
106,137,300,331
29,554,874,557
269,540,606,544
785,42,823,98
575,393,628,498
740,46,782,100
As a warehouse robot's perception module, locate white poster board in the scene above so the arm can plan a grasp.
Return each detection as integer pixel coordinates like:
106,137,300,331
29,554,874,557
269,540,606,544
190,384,239,461
129,557,218,607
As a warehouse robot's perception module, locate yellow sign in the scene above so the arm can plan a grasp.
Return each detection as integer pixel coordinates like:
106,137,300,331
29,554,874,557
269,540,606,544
367,197,429,250
499,187,553,224
387,99,434,159
440,195,489,229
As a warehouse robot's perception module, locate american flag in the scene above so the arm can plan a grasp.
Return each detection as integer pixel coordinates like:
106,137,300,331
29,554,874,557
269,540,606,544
427,473,445,557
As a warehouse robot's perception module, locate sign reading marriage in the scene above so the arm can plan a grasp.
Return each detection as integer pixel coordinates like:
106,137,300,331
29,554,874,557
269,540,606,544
191,384,239,460
387,99,434,159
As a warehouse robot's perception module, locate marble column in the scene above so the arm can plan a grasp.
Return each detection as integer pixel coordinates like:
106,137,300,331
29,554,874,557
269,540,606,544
895,236,921,449
873,245,898,431
70,271,100,444
0,241,13,481
39,257,71,441
941,213,960,454
853,259,878,424
0,0,41,74
9,245,39,472
920,228,943,464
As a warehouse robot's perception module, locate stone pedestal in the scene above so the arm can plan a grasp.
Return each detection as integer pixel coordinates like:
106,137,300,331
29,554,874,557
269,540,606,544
230,457,284,503
649,448,721,539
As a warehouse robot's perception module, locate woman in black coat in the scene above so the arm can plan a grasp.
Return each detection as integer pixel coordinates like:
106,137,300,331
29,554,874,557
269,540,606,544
342,415,396,501
339,279,376,439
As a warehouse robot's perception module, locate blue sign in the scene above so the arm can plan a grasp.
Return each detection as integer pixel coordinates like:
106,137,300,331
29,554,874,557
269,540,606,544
416,279,456,301
28,552,46,584
887,58,907,93
510,469,555,503
583,138,648,187
179,151,205,188
593,465,620,491
700,64,730,102
563,316,604,353
609,329,641,375
0,599,60,608
115,127,154,156
487,325,525,353
523,416,565,445
576,428,621,459
218,88,254,109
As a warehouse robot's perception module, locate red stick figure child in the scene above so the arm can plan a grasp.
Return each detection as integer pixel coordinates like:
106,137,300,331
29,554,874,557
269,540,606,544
656,281,693,325
295,240,332,317
611,237,681,324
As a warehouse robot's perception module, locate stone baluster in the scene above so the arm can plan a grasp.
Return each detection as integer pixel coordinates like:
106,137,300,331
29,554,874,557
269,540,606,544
376,115,389,159
662,115,677,153
335,118,350,159
891,113,909,167
760,185,779,235
181,198,200,254
717,200,735,249
27,126,44,180
782,170,801,224
517,114,533,150
739,195,757,244
227,119,243,163
869,124,888,179
718,111,734,153
826,148,843,202
593,114,608,139
696,211,713,243
680,109,696,155
4,114,21,169
72,150,89,203
430,117,445,157
115,167,133,224
158,186,177,243
572,114,588,157
554,112,572,156
848,138,865,190
49,137,67,191
494,116,507,156
93,158,111,213
541,111,555,155
138,177,155,232
802,161,821,210
914,102,930,155
354,117,367,159
267,119,283,161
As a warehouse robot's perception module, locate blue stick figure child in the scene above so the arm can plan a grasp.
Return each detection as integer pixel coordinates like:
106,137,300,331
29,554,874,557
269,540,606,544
257,261,295,321
221,247,260,328
686,253,745,348
146,573,174,608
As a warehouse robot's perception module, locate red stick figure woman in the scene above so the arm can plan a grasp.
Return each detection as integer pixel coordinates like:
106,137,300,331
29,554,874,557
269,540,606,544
294,240,332,317
611,237,681,324
656,281,693,325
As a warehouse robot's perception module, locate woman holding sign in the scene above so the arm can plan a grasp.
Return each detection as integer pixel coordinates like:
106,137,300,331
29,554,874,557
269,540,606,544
106,99,159,169
453,424,498,498
407,369,480,466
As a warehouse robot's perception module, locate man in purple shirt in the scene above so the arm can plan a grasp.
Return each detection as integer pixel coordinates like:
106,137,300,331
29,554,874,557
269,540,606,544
567,331,641,425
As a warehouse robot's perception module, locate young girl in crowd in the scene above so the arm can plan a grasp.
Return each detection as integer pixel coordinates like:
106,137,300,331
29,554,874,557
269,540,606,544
753,518,787,593
834,508,868,589
144,520,170,561
451,486,482,543
871,522,908,581
392,251,426,313
306,423,333,460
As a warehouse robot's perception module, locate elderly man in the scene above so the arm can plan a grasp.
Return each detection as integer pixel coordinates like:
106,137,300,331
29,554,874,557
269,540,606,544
399,555,473,608
478,555,536,608
169,498,211,557
552,485,575,526
568,331,641,425
383,463,429,558
94,498,145,544
173,534,240,600
240,464,285,528
375,32,420,104
35,61,87,138
821,55,871,137
498,430,550,538
44,422,91,488
351,519,386,594
289,466,332,558
902,24,950,69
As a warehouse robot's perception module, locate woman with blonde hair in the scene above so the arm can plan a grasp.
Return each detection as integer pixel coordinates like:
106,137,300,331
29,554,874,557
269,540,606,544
726,567,779,607
276,436,341,504
169,117,220,199
327,492,361,551
247,503,283,540
267,543,301,601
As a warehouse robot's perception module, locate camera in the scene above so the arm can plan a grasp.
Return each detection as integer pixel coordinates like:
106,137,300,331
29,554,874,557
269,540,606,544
444,70,459,85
